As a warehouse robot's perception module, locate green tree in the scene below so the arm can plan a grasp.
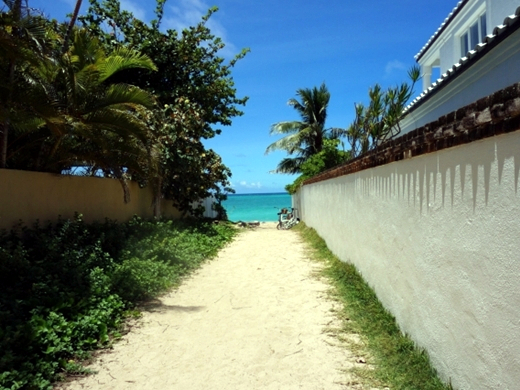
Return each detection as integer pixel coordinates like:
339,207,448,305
266,83,334,174
2,1,247,214
285,139,350,194
81,1,248,135
7,27,158,202
338,66,421,158
80,0,248,213
0,0,50,168
132,102,234,215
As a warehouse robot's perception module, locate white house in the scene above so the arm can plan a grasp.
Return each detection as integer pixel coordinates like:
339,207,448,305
399,0,520,134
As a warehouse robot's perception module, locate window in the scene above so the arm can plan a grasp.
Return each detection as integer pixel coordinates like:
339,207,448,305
460,13,487,57
480,13,487,41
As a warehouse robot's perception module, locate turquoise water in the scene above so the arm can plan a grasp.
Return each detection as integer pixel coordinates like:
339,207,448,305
223,193,292,222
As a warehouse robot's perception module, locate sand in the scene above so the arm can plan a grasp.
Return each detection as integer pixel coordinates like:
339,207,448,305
59,222,361,389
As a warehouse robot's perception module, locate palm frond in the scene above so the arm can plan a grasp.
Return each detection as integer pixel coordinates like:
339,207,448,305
70,29,105,71
273,156,307,174
98,47,157,82
93,84,156,110
265,131,308,155
269,120,304,135
84,107,150,143
267,83,334,173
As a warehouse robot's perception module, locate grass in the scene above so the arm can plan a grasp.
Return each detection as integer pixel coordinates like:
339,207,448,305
295,222,452,390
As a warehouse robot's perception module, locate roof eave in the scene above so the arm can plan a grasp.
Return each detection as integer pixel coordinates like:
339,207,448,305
415,0,470,62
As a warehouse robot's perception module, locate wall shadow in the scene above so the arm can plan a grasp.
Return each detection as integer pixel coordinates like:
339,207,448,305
359,133,520,213
497,136,520,193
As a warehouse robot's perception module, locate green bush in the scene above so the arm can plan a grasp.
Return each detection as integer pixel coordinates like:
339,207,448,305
0,215,236,389
112,257,176,302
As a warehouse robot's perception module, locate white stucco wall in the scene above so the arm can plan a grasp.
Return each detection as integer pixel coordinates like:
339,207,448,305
490,0,520,28
191,196,219,218
296,130,520,390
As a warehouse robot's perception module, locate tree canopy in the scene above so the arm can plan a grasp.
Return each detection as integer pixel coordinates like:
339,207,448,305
338,65,420,158
285,139,350,194
80,0,249,211
0,0,249,214
265,83,334,174
269,68,420,190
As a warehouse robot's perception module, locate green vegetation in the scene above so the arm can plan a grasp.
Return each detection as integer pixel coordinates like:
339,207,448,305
1,0,247,213
265,83,341,174
296,223,451,390
269,66,420,190
0,216,236,389
338,65,421,158
285,138,349,194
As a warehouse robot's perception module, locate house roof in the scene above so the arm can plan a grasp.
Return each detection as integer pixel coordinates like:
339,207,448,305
415,0,470,62
404,6,520,115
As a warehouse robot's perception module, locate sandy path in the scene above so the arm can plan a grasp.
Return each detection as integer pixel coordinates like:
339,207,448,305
61,223,357,390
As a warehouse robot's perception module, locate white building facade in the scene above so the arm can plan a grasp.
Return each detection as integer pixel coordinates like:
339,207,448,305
418,0,519,89
399,0,520,135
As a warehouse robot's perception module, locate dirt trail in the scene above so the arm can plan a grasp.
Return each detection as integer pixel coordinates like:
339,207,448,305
61,223,359,389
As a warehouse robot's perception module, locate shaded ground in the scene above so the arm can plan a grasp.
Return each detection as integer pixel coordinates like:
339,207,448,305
59,222,364,389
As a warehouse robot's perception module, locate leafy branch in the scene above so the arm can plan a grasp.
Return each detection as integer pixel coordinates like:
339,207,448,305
337,65,420,158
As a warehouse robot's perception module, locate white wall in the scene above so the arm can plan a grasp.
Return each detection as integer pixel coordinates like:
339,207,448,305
192,196,219,218
490,0,520,28
418,0,487,77
296,130,520,390
418,0,519,88
401,28,520,135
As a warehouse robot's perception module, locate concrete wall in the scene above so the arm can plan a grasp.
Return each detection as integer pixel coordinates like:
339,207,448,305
296,129,520,389
0,169,181,230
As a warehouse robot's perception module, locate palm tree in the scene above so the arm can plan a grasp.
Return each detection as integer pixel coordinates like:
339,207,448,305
63,0,82,53
265,83,333,174
0,0,49,168
6,28,159,200
336,65,421,158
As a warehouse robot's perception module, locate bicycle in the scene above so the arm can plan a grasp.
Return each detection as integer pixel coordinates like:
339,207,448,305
276,207,300,230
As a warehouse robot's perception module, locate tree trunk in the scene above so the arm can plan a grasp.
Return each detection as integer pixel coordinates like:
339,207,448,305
63,0,82,54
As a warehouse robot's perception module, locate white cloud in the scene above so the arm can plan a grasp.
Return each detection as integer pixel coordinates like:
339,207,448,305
162,0,236,56
237,181,262,189
119,0,146,21
385,60,407,76
165,0,207,29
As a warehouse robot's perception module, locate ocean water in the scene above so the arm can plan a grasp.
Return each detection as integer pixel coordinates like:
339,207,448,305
223,193,292,222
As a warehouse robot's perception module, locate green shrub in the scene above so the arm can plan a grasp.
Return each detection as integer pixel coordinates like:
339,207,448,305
0,215,236,389
112,257,176,302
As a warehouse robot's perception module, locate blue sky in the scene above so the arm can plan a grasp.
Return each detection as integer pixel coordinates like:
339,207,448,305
29,0,457,193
